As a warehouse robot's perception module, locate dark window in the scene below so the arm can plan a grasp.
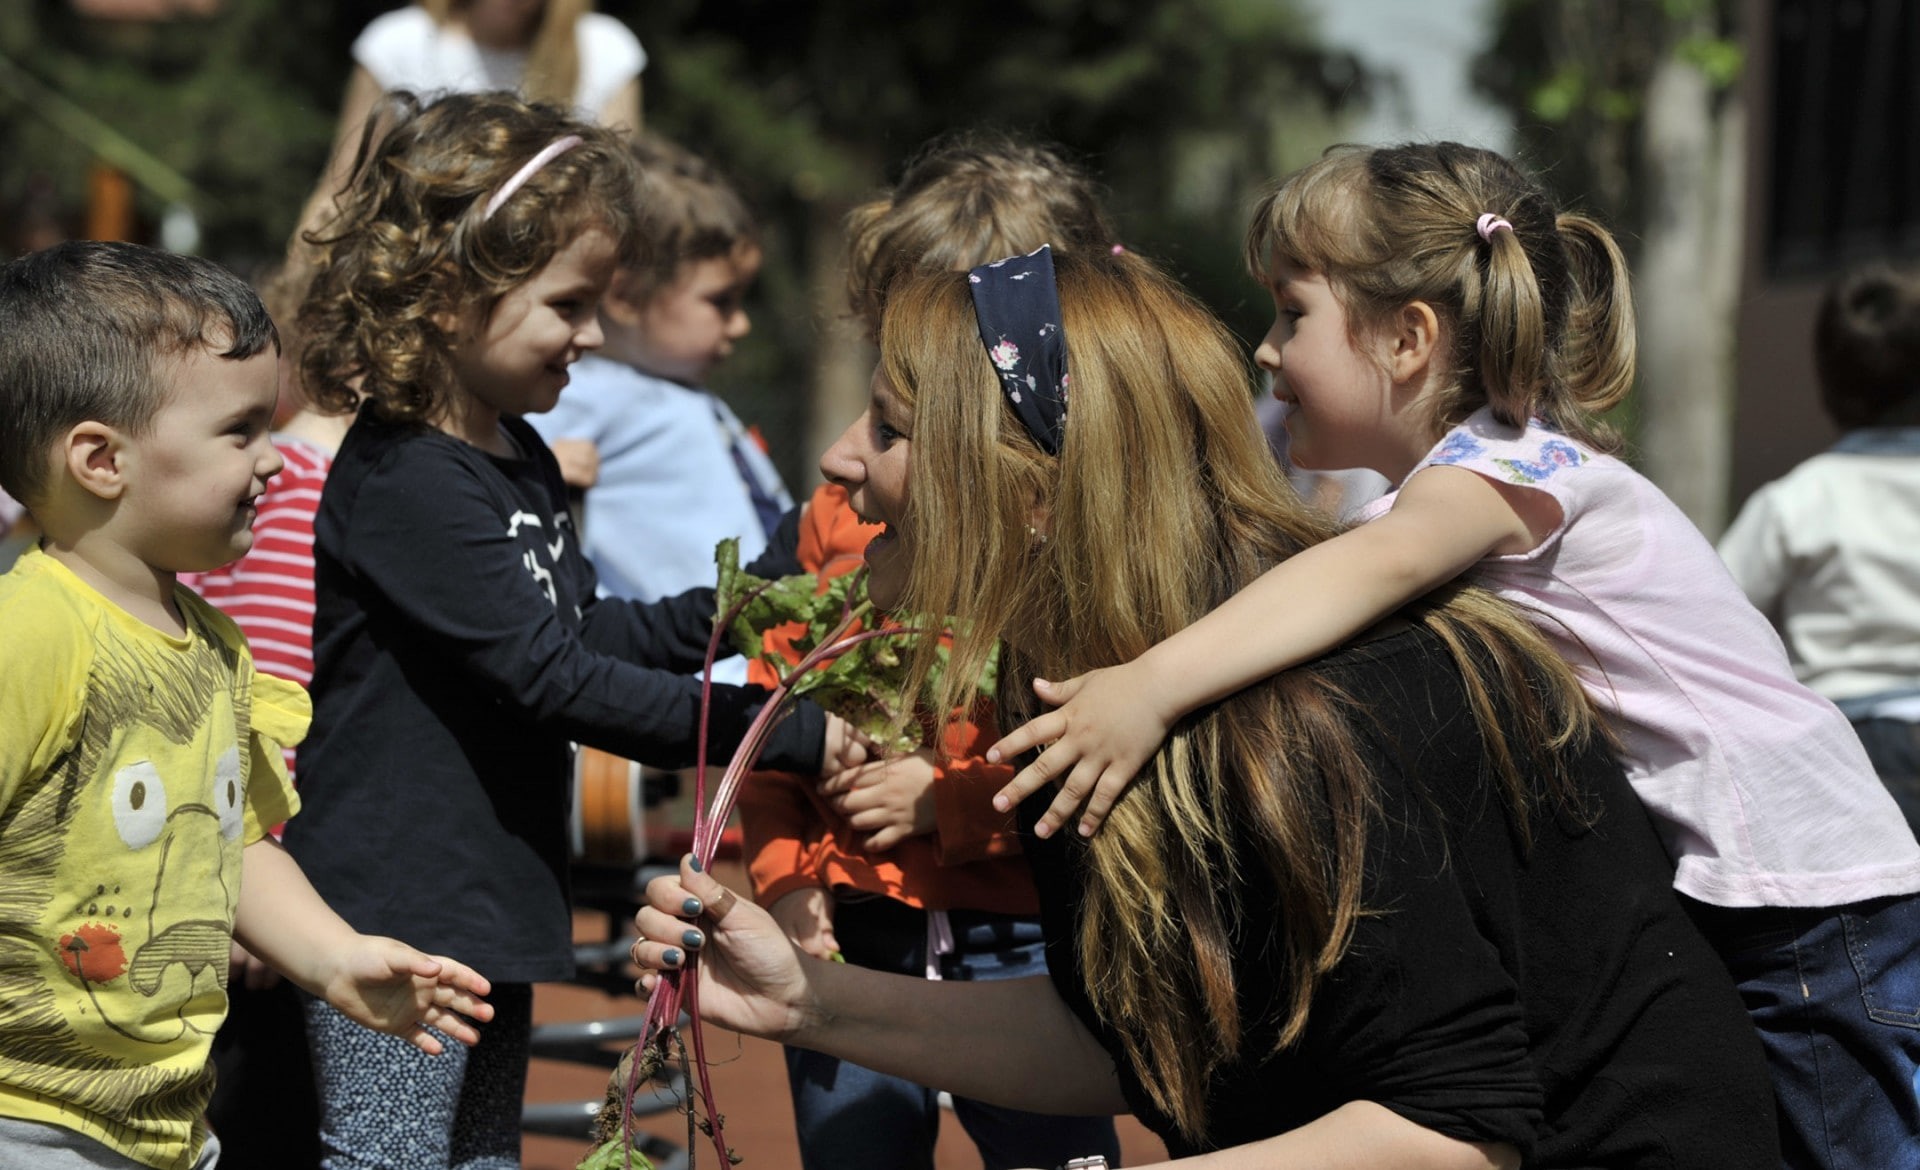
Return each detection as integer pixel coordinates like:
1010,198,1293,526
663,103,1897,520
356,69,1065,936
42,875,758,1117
1765,0,1920,276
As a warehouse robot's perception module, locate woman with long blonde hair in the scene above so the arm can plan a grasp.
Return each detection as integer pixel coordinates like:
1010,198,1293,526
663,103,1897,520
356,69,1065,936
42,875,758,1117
629,248,1777,1168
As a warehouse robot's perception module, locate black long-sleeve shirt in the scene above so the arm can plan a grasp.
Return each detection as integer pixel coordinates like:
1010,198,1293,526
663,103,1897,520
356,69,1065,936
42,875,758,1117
1026,626,1778,1167
287,412,820,981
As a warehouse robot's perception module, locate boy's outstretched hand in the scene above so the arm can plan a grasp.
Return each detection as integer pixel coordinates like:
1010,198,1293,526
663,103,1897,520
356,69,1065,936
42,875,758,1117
320,937,494,1055
987,663,1175,839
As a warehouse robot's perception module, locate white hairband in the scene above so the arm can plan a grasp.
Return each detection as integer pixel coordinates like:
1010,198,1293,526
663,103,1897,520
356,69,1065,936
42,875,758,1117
482,134,583,221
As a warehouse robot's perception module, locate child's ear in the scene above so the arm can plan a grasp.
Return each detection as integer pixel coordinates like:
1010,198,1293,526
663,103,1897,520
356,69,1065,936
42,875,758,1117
64,422,128,501
1389,300,1441,383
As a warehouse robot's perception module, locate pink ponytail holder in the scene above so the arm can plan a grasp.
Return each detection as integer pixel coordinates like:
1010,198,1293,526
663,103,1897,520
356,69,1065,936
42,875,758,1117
482,134,584,221
1475,212,1513,242
1110,244,1126,255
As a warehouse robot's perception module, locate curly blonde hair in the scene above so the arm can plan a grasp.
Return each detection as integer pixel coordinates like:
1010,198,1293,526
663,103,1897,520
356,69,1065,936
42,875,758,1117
297,90,641,426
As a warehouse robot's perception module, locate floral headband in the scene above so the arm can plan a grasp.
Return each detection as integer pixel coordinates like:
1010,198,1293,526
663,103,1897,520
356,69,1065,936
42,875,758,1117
968,244,1069,457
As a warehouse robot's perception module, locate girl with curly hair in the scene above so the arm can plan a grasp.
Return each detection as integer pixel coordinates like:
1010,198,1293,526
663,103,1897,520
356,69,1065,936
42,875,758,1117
285,90,858,1169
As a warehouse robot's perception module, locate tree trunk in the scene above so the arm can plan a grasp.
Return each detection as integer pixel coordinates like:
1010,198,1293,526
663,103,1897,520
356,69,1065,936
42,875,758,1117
1634,49,1745,536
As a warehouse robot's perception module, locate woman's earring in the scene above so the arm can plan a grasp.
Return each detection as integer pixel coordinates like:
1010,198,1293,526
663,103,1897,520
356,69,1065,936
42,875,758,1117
1025,524,1049,545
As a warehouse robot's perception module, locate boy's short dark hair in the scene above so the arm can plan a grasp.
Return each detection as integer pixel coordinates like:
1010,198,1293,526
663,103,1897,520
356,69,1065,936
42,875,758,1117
0,240,277,505
1815,261,1920,429
622,134,758,304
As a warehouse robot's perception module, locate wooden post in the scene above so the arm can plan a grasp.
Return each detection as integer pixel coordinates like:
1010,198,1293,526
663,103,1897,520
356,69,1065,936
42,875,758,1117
86,161,135,242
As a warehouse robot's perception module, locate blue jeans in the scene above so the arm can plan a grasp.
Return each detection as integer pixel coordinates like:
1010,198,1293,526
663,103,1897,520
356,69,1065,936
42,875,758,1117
783,896,1122,1170
1853,716,1920,838
1685,894,1920,1170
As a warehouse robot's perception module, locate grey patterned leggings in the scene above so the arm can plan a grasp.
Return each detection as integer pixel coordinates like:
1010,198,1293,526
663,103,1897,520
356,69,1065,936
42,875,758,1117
303,983,532,1170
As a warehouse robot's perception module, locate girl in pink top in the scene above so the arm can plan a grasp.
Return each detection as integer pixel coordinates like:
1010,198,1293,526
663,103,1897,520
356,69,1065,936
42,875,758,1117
991,142,1920,1170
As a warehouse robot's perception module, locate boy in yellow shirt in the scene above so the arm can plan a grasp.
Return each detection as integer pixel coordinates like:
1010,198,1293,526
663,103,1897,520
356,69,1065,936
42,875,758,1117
0,241,492,1170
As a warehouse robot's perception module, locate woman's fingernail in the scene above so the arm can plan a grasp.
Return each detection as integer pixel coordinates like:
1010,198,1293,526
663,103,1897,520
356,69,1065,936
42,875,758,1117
662,947,684,967
993,795,1009,812
682,897,704,916
986,748,1002,763
688,854,703,873
682,929,704,950
1034,820,1053,839
1078,820,1095,837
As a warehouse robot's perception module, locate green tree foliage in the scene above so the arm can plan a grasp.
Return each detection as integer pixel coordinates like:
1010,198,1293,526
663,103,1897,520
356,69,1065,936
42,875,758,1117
1472,0,1741,232
610,0,1373,481
0,0,354,263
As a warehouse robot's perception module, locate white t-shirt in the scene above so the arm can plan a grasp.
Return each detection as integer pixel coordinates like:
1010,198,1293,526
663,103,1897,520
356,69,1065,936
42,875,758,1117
353,5,646,118
1718,430,1920,706
1368,409,1920,908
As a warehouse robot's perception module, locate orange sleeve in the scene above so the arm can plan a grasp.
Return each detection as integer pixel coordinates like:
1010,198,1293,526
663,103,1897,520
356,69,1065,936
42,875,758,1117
925,704,1025,865
738,484,882,903
738,769,828,904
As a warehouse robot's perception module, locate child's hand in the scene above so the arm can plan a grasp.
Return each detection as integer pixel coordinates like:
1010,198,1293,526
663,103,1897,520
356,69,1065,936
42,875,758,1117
549,437,601,490
819,749,938,852
987,664,1173,839
319,936,494,1055
767,887,840,961
820,713,874,776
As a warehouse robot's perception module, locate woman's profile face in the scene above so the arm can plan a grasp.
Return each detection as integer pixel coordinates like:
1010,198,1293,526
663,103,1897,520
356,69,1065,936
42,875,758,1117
820,365,914,609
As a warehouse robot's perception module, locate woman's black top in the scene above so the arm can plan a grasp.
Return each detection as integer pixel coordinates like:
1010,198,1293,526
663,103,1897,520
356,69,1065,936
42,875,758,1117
1024,626,1778,1168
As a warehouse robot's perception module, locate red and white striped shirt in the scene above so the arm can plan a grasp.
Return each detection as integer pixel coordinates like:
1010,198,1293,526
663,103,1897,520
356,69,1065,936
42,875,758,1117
182,434,331,785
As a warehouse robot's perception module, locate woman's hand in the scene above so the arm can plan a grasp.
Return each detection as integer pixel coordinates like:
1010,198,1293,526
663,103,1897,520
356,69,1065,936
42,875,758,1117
819,749,938,851
768,886,841,960
631,857,815,1042
987,664,1175,839
318,938,494,1055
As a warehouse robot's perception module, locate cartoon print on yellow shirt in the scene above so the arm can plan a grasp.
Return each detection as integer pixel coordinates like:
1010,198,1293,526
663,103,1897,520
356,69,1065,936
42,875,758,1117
0,597,257,1139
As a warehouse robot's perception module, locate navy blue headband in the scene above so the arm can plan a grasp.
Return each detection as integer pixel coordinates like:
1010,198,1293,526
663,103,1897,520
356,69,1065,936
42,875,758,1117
968,244,1069,456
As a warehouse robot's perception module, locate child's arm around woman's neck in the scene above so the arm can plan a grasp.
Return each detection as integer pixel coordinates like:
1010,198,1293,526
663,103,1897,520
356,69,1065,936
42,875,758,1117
992,463,1557,839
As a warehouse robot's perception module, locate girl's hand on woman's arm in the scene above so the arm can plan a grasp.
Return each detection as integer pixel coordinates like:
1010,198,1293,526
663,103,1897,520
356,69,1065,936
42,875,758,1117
987,661,1177,839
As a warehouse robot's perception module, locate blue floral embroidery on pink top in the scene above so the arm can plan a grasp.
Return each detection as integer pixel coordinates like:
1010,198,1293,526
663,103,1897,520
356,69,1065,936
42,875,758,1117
1431,431,1485,465
1492,439,1584,484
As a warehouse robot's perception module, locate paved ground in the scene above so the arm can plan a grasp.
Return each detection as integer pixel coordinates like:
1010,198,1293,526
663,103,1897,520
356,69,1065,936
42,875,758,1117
521,860,1167,1170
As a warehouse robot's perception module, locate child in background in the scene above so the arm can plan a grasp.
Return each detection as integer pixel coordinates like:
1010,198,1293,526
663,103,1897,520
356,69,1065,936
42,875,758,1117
1720,262,1920,835
989,142,1920,1170
528,134,791,627
738,132,1121,1170
284,91,857,1170
0,240,491,1170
